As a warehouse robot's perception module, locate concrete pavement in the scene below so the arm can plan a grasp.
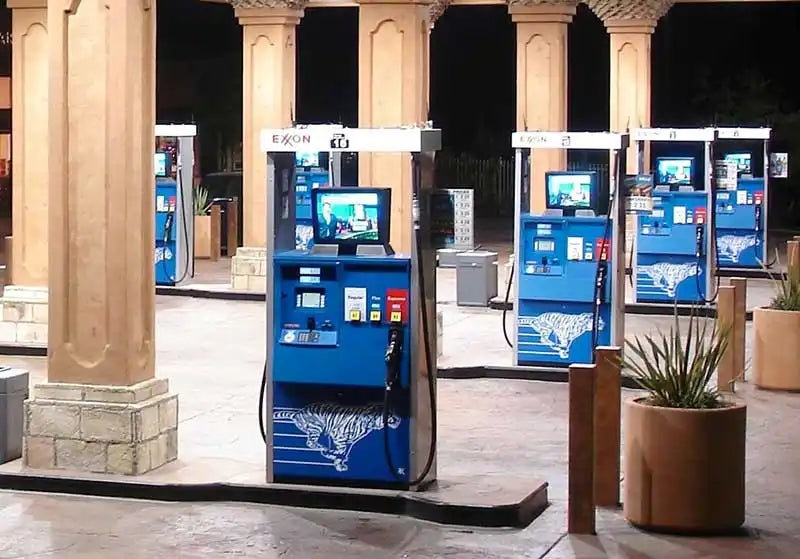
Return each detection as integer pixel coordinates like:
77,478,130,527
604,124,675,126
0,291,798,556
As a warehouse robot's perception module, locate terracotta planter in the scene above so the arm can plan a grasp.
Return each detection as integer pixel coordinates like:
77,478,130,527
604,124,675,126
194,210,221,261
623,398,746,534
194,215,212,259
753,306,800,391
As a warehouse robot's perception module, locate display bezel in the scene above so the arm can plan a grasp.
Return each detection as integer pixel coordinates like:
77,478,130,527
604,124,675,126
544,171,598,213
655,156,695,187
310,187,392,248
154,151,169,178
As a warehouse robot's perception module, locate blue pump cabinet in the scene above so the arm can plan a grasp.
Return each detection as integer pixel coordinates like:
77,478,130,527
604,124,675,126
635,190,707,303
715,178,766,268
516,215,611,368
155,178,178,286
271,252,413,486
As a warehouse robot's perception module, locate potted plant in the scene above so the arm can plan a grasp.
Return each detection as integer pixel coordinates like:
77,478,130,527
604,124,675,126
621,306,746,534
753,250,800,390
193,186,215,259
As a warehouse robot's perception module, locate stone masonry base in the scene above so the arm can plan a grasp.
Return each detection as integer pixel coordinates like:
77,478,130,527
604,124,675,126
0,286,48,345
231,247,266,292
23,378,179,475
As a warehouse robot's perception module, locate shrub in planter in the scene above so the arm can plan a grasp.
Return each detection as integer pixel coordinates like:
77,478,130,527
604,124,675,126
754,251,800,390
193,186,215,259
621,306,746,534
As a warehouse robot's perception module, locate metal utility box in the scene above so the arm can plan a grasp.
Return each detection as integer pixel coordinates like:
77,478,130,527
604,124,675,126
456,250,498,307
0,368,29,464
437,248,462,268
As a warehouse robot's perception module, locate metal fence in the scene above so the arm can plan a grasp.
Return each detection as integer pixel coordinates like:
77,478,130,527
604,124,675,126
435,151,610,217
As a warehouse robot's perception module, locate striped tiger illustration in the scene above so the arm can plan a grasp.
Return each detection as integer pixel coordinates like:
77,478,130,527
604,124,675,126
637,262,699,297
273,403,401,472
717,234,756,263
520,312,603,359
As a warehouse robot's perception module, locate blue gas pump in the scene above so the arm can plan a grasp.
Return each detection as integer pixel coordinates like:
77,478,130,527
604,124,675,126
714,127,772,270
154,125,196,286
631,128,717,305
511,132,628,368
260,127,440,490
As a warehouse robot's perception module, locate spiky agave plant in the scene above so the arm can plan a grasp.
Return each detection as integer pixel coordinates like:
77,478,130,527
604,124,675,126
761,249,800,311
194,186,211,217
621,305,731,409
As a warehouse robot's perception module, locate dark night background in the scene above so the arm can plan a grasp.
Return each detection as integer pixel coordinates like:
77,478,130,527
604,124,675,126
1,1,799,225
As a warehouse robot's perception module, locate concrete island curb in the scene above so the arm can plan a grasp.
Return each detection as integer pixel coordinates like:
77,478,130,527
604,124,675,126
0,471,549,529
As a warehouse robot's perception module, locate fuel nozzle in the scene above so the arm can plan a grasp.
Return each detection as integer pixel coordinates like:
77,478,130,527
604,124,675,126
595,260,608,305
695,225,704,259
384,326,404,390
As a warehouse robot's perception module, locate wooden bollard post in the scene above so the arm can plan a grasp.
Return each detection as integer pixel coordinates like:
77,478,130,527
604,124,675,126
227,198,239,257
717,285,736,392
210,204,222,262
594,346,622,508
3,235,11,285
729,278,747,382
788,241,800,284
568,363,596,535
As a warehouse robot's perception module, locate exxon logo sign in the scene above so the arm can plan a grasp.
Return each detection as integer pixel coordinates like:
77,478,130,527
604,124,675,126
271,133,311,147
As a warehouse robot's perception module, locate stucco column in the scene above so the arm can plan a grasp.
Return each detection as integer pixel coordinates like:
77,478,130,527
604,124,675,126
230,2,302,292
509,1,576,214
357,0,430,253
23,0,178,476
606,19,655,171
1,1,49,347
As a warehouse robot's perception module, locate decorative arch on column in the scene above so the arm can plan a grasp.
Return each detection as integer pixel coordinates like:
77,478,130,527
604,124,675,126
585,0,673,21
231,0,307,7
430,0,450,27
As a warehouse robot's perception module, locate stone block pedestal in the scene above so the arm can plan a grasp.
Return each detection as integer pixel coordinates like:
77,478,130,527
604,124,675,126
0,286,48,345
23,378,179,475
231,247,266,292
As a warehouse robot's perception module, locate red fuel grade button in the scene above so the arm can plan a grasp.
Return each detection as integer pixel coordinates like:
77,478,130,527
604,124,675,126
385,289,409,324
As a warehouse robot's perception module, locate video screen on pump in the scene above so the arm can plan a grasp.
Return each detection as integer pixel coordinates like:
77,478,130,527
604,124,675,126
154,152,169,177
296,151,320,168
656,158,694,186
725,153,752,175
315,191,381,242
546,174,593,209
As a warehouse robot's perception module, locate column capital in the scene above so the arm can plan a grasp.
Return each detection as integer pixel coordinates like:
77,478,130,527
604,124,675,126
508,1,578,24
604,18,656,35
7,0,47,8
586,0,673,29
233,6,304,25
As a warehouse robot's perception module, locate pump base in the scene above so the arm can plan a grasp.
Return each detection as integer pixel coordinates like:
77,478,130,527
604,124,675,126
0,467,548,528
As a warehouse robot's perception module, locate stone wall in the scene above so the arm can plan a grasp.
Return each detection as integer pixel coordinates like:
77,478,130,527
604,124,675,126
0,286,47,345
24,378,179,475
231,247,266,292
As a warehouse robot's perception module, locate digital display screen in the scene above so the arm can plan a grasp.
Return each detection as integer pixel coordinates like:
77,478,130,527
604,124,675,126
315,191,381,242
301,292,322,308
546,174,593,209
535,239,555,252
725,153,752,175
656,158,694,186
154,152,169,177
296,151,320,168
